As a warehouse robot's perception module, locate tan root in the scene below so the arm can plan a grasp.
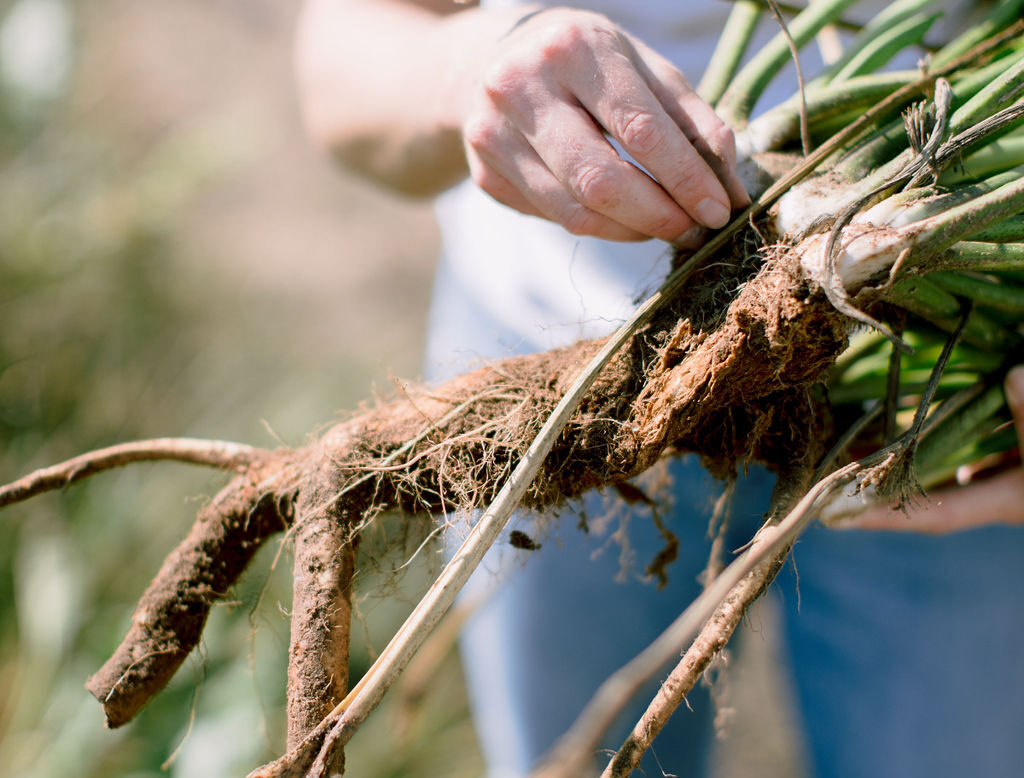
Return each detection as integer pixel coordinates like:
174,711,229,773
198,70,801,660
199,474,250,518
3,243,852,774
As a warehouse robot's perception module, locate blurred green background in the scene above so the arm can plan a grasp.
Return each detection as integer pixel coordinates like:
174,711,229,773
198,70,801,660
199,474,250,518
0,1,476,775
0,2,803,776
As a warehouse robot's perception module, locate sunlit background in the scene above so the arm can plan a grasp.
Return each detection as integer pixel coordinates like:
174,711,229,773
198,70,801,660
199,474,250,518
0,2,803,776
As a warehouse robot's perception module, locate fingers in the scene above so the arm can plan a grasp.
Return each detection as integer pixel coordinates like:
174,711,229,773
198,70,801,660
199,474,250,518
464,111,652,241
668,84,751,209
624,38,751,211
519,104,704,241
840,470,1024,535
573,51,735,230
464,150,545,219
837,366,1024,536
462,10,749,242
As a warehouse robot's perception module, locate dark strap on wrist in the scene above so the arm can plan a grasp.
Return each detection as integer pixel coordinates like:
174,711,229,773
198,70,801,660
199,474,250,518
502,7,551,39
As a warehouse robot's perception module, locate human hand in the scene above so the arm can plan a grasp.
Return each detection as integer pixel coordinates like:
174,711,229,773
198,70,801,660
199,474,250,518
838,366,1024,535
458,7,750,246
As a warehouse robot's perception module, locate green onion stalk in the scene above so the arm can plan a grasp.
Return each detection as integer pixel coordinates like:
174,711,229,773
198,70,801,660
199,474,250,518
710,0,1024,505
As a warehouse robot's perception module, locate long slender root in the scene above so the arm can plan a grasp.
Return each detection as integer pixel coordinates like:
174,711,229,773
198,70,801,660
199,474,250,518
602,545,789,778
0,438,264,509
600,466,814,778
286,467,359,770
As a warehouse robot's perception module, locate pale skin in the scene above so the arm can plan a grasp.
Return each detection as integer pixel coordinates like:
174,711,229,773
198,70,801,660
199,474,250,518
294,0,1024,534
294,0,747,246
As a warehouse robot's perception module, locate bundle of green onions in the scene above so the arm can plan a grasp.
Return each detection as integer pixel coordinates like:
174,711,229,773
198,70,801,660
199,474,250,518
699,0,1024,504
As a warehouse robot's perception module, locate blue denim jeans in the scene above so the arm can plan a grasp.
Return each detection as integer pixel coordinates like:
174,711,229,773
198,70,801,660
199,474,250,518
425,257,1024,778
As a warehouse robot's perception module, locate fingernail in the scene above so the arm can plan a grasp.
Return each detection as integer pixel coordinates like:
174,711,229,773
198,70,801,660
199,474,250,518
695,198,730,229
1006,366,1024,406
673,226,705,250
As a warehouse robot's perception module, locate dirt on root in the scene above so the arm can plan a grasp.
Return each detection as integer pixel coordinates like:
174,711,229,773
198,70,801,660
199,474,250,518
85,460,292,728
80,224,852,749
311,237,850,527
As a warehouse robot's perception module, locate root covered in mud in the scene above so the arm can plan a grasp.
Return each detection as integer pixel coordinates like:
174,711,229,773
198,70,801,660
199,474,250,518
1,237,852,771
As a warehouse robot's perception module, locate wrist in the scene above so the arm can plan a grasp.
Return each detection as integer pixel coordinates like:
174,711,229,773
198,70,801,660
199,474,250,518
435,4,544,132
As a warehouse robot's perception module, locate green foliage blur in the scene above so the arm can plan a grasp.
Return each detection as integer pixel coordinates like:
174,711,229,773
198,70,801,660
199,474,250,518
0,1,481,775
0,9,289,778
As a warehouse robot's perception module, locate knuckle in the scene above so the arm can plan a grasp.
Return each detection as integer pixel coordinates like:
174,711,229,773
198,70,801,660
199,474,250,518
708,123,737,163
712,122,736,152
534,22,587,65
667,153,712,198
561,206,602,237
570,163,620,210
616,111,668,158
645,211,691,240
462,115,503,155
480,63,526,106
